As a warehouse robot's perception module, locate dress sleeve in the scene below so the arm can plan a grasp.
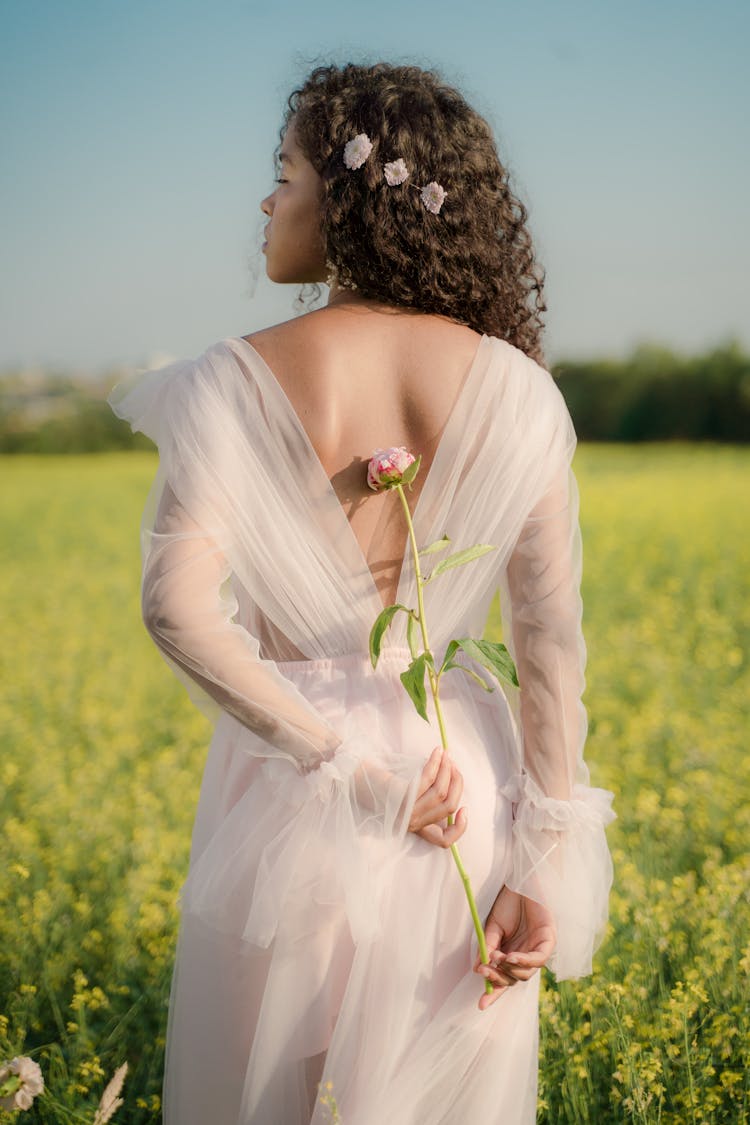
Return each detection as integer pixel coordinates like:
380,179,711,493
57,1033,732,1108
142,477,341,773
107,354,422,950
107,355,335,762
108,358,337,768
499,412,615,980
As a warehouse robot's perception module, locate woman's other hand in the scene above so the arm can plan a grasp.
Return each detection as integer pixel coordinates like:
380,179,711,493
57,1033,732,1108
408,747,467,848
474,886,556,1010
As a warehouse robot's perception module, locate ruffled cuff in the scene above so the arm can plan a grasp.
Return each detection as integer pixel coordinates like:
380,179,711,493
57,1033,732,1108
500,772,615,980
179,741,422,950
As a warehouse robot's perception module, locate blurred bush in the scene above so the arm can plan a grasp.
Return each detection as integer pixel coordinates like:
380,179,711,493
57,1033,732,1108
553,340,750,442
0,371,153,453
1,340,748,451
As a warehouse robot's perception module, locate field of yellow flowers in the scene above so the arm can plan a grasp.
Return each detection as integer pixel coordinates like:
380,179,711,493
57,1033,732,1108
1,447,748,1123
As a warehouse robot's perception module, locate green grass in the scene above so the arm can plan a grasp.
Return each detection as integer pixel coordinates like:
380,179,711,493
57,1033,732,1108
1,447,748,1123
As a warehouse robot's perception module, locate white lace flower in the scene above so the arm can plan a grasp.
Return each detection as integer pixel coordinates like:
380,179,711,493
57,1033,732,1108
420,182,447,214
343,134,373,170
0,1055,44,1112
384,158,409,186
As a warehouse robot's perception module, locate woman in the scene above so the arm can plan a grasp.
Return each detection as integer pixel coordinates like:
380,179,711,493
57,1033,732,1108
110,61,614,1124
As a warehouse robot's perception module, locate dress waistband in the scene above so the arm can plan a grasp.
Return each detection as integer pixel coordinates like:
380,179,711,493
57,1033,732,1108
276,646,413,676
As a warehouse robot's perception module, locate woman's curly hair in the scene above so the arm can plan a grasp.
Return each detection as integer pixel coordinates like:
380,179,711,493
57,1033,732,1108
282,62,547,365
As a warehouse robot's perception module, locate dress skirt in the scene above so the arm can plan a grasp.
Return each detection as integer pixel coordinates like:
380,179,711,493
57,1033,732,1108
161,647,542,1124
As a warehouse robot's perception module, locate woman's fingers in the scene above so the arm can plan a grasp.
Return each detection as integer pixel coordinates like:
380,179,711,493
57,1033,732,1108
473,945,500,973
493,963,536,982
474,938,554,1012
416,806,467,848
473,953,540,1010
432,759,463,819
409,757,464,834
477,962,518,988
408,750,468,847
502,948,551,972
412,751,451,819
474,891,558,1009
416,746,443,797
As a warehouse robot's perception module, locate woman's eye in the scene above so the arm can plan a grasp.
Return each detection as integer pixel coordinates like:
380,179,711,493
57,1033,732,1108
274,178,287,185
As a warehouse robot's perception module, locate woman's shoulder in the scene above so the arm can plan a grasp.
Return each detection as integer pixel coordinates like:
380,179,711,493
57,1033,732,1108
231,316,554,406
235,313,565,425
483,333,551,380
489,335,562,398
241,316,324,376
482,336,573,450
242,309,483,377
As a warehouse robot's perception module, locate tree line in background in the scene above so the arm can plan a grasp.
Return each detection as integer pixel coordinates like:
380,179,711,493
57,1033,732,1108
0,341,748,453
554,340,749,442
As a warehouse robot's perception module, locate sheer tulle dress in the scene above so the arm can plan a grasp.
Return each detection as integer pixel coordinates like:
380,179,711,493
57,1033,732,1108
108,333,614,1124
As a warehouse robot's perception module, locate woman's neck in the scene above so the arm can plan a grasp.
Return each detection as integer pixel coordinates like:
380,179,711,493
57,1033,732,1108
326,281,366,308
324,283,463,330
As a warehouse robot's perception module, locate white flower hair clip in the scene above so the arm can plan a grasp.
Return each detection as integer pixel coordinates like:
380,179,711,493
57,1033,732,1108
384,158,409,186
419,182,448,215
342,134,447,214
343,133,373,170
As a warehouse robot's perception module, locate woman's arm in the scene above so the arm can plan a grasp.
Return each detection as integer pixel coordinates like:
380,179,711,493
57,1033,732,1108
142,481,343,772
142,481,468,844
505,468,584,800
497,462,615,980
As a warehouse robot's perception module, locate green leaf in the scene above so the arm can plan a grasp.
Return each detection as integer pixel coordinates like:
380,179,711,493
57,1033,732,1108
400,653,429,721
419,534,452,556
369,603,409,668
400,454,422,487
428,544,497,580
438,639,461,674
444,662,495,692
450,637,519,687
406,611,420,660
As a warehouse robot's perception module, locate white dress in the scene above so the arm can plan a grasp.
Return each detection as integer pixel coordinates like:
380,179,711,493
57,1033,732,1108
109,333,614,1125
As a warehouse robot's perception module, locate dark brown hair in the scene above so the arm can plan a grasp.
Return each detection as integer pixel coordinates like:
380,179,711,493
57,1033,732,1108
281,62,547,365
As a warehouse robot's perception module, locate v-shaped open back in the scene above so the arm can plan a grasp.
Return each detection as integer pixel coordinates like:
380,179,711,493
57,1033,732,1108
223,333,493,615
111,329,573,660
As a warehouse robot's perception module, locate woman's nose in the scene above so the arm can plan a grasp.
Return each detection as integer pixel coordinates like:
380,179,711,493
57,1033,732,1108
260,193,273,216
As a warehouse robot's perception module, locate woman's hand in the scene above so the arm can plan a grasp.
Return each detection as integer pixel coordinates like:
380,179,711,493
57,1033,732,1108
408,747,467,848
473,885,556,1011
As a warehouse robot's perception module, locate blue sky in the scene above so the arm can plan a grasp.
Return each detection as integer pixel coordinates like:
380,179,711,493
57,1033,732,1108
1,0,747,371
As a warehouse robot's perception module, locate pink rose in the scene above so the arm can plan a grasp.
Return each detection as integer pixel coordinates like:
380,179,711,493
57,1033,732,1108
366,447,418,492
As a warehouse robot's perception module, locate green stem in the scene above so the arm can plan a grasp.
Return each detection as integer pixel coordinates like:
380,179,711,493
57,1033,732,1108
395,484,493,994
683,1014,697,1125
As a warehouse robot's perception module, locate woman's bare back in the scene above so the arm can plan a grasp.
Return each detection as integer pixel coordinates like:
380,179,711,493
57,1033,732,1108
244,305,483,610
